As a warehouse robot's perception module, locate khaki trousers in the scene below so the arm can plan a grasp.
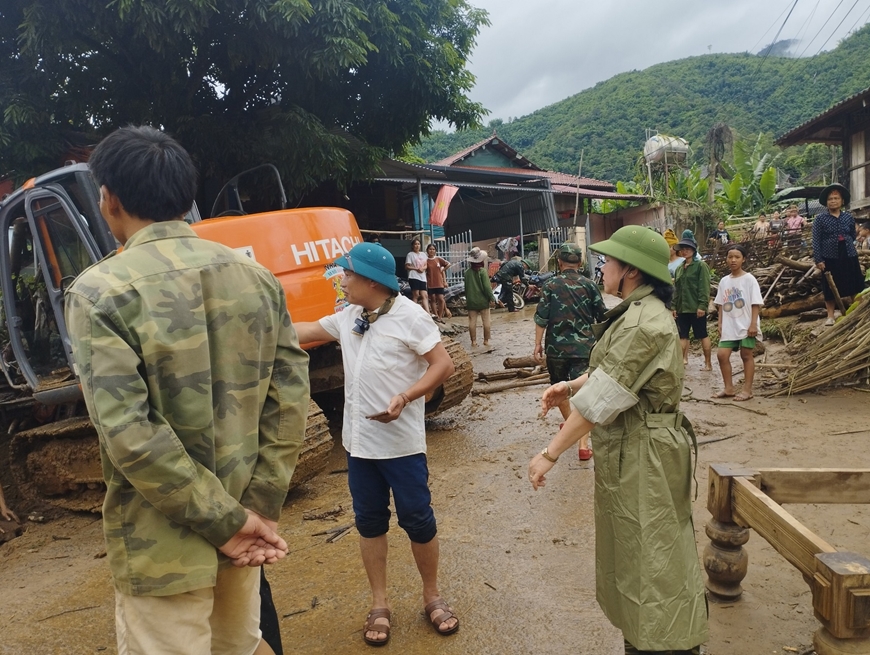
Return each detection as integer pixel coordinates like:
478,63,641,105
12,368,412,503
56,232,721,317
115,565,261,655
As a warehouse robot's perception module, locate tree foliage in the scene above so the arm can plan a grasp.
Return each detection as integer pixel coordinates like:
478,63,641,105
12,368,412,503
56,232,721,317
414,24,870,183
0,0,488,203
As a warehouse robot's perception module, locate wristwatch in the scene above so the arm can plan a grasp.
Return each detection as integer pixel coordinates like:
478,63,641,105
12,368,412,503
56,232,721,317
540,447,558,463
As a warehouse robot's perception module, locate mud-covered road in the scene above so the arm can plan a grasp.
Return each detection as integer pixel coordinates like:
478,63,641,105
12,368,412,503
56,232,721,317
1,307,868,654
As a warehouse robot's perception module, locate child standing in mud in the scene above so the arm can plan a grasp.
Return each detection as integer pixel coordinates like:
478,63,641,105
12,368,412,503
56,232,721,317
712,244,763,402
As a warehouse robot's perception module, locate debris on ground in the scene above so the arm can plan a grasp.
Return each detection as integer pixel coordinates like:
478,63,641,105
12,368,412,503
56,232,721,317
772,293,870,396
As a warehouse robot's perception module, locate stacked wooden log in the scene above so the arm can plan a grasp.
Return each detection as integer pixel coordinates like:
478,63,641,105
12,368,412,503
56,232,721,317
472,356,551,395
702,228,811,272
771,293,870,396
709,252,869,316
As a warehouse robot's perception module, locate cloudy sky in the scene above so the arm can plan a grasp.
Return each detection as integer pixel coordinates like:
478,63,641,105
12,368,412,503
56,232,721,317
462,0,870,123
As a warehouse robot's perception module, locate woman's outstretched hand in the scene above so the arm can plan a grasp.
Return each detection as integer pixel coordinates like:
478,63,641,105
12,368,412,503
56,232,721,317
540,382,569,418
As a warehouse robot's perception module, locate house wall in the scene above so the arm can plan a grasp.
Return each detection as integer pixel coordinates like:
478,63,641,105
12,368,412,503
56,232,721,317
588,203,666,246
452,149,519,169
847,109,870,214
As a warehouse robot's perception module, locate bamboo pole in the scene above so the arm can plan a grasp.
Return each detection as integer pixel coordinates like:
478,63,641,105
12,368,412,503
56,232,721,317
824,271,847,315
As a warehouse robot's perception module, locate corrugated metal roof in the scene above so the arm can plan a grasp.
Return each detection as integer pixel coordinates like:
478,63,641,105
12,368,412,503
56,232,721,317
776,85,870,146
429,136,613,189
550,184,648,200
432,135,503,166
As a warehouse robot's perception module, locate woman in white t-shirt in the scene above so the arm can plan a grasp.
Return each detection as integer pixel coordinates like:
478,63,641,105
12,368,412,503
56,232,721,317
712,244,763,402
405,238,431,314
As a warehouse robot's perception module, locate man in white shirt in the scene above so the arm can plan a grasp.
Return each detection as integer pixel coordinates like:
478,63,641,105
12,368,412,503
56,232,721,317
295,242,458,647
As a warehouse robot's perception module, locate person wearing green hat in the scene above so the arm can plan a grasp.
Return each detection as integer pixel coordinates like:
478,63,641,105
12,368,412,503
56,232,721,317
528,226,707,654
532,242,606,461
294,242,459,647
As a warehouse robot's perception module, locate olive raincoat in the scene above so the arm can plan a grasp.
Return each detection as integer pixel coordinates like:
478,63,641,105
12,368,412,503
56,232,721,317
570,285,708,651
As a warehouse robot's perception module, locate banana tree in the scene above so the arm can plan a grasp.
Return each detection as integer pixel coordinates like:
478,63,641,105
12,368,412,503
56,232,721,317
716,134,780,214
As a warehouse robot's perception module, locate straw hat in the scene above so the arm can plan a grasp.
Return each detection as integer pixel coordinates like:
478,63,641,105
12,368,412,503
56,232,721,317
466,247,487,264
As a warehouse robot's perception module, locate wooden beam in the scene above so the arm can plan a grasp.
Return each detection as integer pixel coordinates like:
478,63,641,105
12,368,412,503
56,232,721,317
707,463,757,523
758,469,870,505
731,476,837,579
813,551,870,638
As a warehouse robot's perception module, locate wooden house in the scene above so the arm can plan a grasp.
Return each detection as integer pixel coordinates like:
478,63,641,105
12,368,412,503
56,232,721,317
777,85,870,217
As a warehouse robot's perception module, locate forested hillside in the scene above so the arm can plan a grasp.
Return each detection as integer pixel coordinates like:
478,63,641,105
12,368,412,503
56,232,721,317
414,25,870,182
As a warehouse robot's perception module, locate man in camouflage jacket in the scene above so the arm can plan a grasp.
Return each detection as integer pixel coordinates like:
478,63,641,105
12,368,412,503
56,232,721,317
65,126,309,655
533,243,606,459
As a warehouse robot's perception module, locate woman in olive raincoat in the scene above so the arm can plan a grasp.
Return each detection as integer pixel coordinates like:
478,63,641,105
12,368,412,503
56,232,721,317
528,226,707,655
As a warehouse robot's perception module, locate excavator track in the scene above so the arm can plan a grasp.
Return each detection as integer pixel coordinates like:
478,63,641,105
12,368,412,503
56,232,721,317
11,416,104,512
425,336,474,416
10,401,335,511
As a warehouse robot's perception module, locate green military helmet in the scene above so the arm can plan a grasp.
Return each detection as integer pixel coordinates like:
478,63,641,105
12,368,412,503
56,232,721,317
590,226,672,284
557,242,583,263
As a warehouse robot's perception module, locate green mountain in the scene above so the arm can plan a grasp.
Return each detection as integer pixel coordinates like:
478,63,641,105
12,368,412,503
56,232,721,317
414,25,870,182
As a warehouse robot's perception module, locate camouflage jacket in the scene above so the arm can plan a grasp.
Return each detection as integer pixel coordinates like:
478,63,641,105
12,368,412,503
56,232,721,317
65,221,310,597
533,269,606,359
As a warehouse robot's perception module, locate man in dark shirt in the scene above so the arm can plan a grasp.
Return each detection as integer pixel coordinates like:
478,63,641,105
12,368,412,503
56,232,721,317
708,221,730,247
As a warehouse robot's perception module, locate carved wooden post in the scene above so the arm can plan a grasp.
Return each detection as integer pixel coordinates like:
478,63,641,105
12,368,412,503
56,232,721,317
704,464,754,600
811,552,870,655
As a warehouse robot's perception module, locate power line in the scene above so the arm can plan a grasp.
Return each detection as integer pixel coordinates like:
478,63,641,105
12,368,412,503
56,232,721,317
791,0,823,47
750,1,795,54
752,0,802,80
793,0,848,59
845,0,870,34
813,0,862,54
780,0,854,77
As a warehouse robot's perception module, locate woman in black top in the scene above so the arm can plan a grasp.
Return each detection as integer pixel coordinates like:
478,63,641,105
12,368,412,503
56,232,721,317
812,183,864,325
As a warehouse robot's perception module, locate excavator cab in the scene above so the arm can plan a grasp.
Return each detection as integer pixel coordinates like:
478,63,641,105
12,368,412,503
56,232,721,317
0,163,201,405
0,166,106,405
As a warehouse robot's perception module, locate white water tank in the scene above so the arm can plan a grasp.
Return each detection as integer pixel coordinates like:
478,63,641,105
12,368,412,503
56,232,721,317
643,134,689,164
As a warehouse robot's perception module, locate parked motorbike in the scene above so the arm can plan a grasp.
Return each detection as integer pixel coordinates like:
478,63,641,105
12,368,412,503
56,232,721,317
593,255,605,286
522,271,554,302
443,282,467,315
492,280,525,310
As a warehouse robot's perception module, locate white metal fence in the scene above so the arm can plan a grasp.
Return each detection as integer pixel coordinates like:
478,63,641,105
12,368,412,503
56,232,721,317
434,230,473,286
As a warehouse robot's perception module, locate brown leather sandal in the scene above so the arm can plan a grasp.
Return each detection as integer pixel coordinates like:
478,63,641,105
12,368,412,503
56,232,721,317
363,608,391,647
424,599,459,636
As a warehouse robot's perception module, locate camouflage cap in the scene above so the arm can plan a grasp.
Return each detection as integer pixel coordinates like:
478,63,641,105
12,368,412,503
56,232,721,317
557,242,583,263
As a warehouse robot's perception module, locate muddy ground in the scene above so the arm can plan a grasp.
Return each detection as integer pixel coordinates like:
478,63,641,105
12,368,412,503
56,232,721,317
0,305,868,655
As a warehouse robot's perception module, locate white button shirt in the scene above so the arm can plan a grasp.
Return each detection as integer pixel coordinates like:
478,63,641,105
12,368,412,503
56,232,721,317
319,295,441,459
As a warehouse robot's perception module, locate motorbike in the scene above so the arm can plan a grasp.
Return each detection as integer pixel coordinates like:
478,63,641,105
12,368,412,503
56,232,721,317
593,254,605,286
522,271,554,302
443,282,467,315
492,279,525,310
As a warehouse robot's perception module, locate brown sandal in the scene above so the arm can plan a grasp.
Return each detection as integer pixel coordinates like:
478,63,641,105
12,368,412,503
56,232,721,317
424,599,459,636
363,608,391,647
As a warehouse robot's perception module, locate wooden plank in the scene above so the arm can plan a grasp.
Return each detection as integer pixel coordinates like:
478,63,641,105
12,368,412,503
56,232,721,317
731,477,837,579
757,469,870,505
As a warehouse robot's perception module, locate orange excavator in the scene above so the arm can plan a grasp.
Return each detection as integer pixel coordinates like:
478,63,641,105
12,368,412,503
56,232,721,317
0,162,472,511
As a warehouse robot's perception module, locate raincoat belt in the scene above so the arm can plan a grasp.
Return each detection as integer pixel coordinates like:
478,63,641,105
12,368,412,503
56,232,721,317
643,412,683,429
645,412,699,496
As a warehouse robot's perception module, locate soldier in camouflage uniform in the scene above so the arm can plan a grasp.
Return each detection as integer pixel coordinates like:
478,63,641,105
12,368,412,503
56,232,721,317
533,243,606,460
65,126,309,655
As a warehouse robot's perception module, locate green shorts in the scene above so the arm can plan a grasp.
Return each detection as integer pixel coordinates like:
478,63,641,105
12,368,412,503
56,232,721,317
718,337,756,351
